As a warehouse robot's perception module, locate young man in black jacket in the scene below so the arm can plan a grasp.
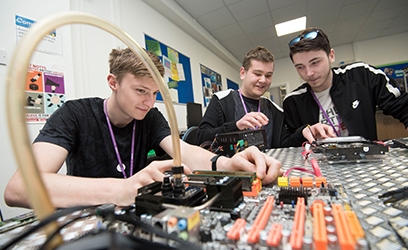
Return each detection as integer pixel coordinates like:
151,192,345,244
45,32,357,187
283,27,408,141
197,46,334,148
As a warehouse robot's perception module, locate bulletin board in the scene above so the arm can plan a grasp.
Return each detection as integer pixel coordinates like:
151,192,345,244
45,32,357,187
200,64,222,107
144,34,194,104
227,78,239,90
377,61,408,93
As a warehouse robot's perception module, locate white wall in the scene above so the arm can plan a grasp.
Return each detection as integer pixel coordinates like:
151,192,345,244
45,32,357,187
0,0,73,219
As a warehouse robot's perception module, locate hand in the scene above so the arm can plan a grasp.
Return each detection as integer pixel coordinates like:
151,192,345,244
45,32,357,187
302,123,337,143
222,146,283,185
118,160,192,206
236,112,269,130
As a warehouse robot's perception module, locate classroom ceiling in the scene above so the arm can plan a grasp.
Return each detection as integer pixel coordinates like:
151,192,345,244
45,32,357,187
144,0,408,68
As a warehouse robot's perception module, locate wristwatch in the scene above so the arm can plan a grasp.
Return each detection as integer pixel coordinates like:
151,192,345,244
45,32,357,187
210,154,221,171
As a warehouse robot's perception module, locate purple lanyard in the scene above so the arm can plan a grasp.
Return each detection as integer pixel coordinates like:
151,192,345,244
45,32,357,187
239,89,261,113
239,89,261,129
104,98,136,179
311,90,341,137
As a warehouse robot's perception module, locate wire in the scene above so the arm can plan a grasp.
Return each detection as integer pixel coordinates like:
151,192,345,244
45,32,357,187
38,214,93,250
0,205,93,250
284,167,316,177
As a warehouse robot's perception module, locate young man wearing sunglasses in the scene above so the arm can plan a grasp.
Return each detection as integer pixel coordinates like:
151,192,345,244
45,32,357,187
197,46,335,149
283,27,408,141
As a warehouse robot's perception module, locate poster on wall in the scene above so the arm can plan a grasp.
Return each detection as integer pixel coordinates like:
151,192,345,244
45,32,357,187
227,78,239,90
200,64,222,107
15,15,63,56
144,34,193,104
377,61,408,93
25,63,66,122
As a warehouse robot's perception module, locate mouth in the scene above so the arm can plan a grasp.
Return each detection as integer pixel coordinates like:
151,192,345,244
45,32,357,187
137,107,150,113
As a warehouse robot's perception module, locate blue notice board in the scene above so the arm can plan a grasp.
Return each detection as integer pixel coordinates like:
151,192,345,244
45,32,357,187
144,34,194,103
377,61,408,93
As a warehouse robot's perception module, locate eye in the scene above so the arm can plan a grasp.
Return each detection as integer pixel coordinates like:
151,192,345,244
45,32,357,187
153,91,159,96
136,88,146,94
296,65,304,70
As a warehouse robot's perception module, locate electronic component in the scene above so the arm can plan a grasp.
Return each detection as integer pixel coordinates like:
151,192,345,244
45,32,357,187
216,129,267,156
3,147,408,250
313,135,389,162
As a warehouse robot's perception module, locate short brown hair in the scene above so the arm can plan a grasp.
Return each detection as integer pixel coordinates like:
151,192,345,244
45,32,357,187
242,46,274,71
289,27,331,61
109,48,164,83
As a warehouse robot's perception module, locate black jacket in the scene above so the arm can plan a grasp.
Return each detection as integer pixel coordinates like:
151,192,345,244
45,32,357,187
283,62,408,141
197,89,306,148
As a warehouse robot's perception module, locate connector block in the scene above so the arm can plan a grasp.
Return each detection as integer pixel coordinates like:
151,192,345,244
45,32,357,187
315,177,327,187
289,197,306,250
332,204,355,250
226,218,246,240
313,202,327,250
266,223,283,247
290,177,301,187
247,196,275,243
278,177,288,187
345,211,365,240
302,177,313,187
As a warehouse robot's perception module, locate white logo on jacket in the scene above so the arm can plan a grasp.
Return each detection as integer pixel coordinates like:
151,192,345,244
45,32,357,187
352,100,360,109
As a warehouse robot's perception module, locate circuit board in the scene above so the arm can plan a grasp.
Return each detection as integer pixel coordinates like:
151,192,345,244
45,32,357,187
1,146,407,250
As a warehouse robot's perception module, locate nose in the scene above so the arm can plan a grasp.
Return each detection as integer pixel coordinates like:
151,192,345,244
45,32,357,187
143,93,156,108
305,67,314,77
259,75,266,83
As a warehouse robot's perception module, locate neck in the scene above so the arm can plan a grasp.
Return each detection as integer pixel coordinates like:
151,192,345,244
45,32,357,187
239,88,260,100
105,97,133,128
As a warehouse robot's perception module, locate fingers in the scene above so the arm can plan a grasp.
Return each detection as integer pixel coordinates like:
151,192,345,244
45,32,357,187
261,157,282,185
302,126,316,143
230,146,282,185
236,112,269,130
304,124,337,143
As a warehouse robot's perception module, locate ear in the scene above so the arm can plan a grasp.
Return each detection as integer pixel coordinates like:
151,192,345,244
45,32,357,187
329,49,335,64
107,74,118,91
239,67,246,80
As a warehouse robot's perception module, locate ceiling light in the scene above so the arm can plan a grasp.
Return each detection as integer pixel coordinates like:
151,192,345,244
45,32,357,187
275,16,306,37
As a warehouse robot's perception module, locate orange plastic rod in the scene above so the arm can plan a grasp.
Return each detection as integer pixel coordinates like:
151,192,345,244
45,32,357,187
266,223,283,247
247,196,275,243
332,204,355,250
345,211,365,240
289,197,306,250
226,218,246,240
313,202,328,250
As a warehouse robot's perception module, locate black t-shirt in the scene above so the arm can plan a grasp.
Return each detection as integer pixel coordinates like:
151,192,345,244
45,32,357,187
34,98,171,178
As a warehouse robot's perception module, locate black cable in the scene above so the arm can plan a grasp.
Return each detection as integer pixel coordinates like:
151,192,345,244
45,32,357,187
38,213,94,250
0,205,93,250
114,214,202,250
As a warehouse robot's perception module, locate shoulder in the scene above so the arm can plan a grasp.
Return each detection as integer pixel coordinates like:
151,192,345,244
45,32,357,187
214,89,234,100
283,84,308,101
261,96,283,113
333,61,383,76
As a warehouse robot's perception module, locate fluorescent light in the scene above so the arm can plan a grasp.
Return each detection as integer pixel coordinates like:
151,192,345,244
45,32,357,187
275,16,306,37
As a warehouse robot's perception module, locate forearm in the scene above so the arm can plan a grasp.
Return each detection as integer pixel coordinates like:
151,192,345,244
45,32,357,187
5,171,129,208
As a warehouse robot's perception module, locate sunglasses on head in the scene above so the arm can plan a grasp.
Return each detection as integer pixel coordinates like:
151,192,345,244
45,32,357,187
288,30,328,47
